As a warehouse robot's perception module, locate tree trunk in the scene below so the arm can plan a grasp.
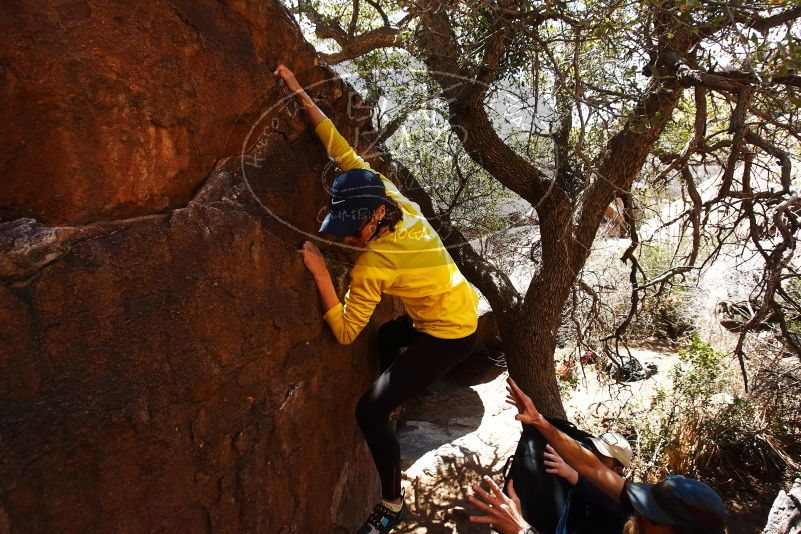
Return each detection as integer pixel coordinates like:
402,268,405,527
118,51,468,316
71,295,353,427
501,210,578,419
502,311,567,420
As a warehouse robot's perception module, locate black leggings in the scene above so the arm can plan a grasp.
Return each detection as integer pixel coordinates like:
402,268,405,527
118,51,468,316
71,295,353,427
355,315,477,500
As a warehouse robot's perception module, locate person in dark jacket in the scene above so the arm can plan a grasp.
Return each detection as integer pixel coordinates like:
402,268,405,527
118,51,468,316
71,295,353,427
470,378,728,534
544,432,630,534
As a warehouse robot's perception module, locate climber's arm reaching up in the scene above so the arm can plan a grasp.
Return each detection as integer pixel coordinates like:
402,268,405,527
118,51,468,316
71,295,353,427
275,64,328,127
275,64,371,173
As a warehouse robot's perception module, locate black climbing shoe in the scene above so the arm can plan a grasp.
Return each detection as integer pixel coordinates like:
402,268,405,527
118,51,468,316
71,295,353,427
356,499,407,534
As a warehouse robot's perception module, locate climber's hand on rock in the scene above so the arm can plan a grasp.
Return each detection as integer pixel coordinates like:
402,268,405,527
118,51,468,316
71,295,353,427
300,240,328,278
275,64,327,126
275,64,303,95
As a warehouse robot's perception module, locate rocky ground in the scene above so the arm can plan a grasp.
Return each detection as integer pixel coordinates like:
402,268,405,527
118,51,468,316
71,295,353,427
398,353,515,533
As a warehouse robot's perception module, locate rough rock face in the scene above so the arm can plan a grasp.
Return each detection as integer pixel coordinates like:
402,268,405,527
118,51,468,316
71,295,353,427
0,0,315,226
0,1,388,532
763,479,801,534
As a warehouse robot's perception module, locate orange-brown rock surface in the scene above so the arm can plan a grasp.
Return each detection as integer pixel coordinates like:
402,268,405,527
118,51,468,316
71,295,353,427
0,0,316,226
0,1,387,532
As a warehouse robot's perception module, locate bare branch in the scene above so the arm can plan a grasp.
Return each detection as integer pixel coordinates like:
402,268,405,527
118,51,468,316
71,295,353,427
715,88,753,200
697,5,801,37
677,68,749,93
414,10,566,208
364,0,391,27
347,0,360,38
376,110,411,144
747,6,801,33
321,26,403,64
296,0,407,64
734,190,801,390
745,129,793,193
602,194,642,343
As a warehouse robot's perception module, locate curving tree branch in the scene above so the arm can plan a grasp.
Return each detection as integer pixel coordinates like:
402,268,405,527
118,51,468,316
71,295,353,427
295,0,408,64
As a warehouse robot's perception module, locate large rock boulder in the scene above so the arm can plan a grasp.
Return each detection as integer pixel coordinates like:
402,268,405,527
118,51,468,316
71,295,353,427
0,0,315,226
0,1,388,532
763,479,801,534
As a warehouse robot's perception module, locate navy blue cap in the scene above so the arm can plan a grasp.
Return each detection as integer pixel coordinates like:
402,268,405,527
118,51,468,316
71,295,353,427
319,169,387,237
626,475,726,532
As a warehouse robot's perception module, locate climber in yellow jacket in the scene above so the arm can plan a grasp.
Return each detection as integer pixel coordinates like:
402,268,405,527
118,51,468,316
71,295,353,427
276,65,479,534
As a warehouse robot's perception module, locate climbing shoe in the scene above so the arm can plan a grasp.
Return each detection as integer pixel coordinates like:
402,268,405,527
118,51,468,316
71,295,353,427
356,499,407,533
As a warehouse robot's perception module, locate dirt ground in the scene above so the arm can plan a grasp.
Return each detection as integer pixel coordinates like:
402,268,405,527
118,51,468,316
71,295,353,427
398,353,514,533
394,348,781,533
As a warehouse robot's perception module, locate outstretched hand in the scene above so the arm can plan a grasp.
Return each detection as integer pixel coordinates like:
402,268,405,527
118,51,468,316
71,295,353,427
274,64,327,127
544,444,579,485
274,64,303,94
505,377,546,428
468,477,530,534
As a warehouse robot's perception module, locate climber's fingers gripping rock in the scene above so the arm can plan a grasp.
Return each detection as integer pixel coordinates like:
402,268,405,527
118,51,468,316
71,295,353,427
300,240,327,278
274,64,303,95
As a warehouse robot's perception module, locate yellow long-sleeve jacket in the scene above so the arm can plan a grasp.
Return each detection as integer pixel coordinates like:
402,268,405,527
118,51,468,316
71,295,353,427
315,118,479,344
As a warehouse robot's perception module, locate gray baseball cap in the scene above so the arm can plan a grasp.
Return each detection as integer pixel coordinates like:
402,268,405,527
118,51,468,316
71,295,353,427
626,475,726,532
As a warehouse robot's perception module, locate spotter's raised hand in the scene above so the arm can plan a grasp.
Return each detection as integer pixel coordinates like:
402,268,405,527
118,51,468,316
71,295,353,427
505,377,546,428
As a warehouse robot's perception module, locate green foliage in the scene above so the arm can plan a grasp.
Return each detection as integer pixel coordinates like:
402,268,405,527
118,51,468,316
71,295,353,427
388,113,514,236
673,335,725,400
557,362,580,402
638,242,675,280
781,277,801,336
621,243,696,341
656,94,695,155
624,336,796,484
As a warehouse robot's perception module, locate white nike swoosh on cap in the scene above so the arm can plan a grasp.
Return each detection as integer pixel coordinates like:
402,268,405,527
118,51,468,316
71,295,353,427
330,199,347,205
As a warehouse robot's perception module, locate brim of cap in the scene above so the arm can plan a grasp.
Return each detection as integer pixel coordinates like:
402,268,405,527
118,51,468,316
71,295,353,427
588,436,631,467
588,437,613,458
626,482,677,526
318,210,362,237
